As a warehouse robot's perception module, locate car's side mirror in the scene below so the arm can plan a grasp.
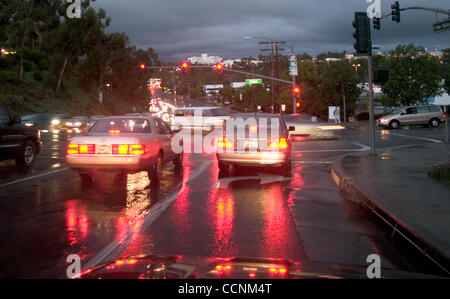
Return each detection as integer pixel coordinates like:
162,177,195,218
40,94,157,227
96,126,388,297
289,126,296,131
400,112,406,116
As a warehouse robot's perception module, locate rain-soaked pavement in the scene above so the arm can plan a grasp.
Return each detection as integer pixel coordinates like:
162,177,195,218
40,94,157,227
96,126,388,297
0,125,446,278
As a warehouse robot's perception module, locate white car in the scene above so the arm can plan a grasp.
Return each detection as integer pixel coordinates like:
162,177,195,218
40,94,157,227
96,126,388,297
171,107,232,132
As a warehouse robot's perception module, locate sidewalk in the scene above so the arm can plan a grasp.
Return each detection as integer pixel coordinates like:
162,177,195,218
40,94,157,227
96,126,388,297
332,143,450,273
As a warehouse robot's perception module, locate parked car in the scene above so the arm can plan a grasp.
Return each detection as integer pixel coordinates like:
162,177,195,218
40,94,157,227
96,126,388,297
377,105,445,129
66,116,182,185
216,113,294,177
171,107,232,132
0,104,42,169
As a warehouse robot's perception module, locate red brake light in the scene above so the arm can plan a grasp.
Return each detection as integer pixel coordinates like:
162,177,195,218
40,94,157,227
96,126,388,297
109,130,120,134
112,144,146,155
269,138,288,149
67,144,95,155
217,137,234,148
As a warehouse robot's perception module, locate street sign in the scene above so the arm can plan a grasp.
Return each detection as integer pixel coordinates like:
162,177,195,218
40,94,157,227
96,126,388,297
433,19,450,33
245,79,263,85
289,54,298,76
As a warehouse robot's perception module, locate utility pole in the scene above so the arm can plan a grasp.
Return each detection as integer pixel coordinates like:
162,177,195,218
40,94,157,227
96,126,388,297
260,39,285,113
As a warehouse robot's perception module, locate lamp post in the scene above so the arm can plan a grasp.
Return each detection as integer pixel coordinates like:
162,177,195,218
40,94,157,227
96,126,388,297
352,63,361,77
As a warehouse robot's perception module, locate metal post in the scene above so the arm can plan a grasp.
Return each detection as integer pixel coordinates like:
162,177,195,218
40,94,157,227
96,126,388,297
368,55,376,155
445,106,448,145
293,75,297,114
271,40,275,113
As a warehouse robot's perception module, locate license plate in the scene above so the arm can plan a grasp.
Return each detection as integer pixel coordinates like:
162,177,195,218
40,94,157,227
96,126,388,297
96,144,111,154
245,140,259,149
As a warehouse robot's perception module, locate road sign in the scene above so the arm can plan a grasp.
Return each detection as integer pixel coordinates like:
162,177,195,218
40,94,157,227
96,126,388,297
433,19,450,33
245,79,263,85
289,54,298,76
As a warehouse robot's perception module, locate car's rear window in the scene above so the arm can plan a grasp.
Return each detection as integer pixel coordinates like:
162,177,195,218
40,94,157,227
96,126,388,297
90,118,151,133
174,110,194,116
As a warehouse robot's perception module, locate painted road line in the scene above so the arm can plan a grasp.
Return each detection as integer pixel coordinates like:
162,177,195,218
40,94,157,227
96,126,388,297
82,160,211,271
0,167,70,189
388,132,443,144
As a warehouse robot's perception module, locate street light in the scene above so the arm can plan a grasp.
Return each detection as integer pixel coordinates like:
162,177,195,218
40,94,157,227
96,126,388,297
352,63,361,76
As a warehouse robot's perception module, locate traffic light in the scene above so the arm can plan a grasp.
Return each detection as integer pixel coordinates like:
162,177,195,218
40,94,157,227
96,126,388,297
181,61,189,74
215,63,224,72
391,1,401,23
140,64,146,70
352,12,371,55
373,17,381,31
296,102,301,109
293,86,301,97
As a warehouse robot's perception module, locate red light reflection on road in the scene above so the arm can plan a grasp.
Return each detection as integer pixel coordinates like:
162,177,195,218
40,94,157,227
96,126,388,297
212,188,235,255
65,200,89,259
262,184,289,257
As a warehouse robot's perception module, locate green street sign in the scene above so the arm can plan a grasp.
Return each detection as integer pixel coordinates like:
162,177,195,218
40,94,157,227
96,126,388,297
433,20,450,33
245,79,263,85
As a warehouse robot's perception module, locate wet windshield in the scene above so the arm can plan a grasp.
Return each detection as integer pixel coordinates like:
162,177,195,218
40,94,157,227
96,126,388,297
0,0,449,283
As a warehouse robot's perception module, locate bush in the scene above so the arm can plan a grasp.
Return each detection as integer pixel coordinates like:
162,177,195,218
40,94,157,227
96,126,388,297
428,163,450,185
0,70,18,83
33,71,44,82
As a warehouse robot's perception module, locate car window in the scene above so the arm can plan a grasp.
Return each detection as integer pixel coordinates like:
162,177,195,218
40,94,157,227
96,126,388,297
0,105,11,125
90,118,151,133
155,118,171,134
405,107,417,115
210,109,230,116
416,106,429,114
429,105,440,113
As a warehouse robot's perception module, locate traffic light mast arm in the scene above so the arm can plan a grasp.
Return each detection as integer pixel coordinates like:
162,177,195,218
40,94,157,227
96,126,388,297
386,6,450,17
223,67,294,85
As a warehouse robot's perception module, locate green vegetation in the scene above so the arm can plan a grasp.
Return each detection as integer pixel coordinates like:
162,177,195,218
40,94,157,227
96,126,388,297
428,163,450,185
0,0,158,116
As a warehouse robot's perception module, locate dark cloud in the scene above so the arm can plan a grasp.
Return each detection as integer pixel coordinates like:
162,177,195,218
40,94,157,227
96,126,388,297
92,0,450,61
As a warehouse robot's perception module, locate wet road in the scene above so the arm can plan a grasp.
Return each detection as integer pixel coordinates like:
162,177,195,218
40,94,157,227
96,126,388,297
0,123,446,278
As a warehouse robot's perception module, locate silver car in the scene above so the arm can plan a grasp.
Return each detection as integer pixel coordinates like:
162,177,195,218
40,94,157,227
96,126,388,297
377,105,445,129
216,113,294,177
66,116,182,185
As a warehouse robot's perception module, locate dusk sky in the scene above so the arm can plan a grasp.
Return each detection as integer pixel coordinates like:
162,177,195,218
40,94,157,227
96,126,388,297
92,0,450,62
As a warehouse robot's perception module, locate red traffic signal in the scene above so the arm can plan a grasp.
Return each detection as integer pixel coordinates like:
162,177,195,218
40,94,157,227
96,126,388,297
215,63,224,72
293,86,301,95
140,64,146,70
181,61,189,70
296,102,301,108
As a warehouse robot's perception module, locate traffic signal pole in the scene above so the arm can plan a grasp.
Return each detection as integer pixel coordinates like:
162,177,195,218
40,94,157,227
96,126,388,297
293,75,297,114
367,54,376,155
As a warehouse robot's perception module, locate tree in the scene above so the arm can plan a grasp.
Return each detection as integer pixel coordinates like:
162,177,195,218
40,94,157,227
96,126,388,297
443,49,450,94
382,44,442,106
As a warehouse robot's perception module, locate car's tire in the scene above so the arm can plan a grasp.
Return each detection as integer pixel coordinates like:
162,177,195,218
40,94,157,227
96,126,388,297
429,118,440,128
281,160,292,178
79,172,94,186
389,120,400,129
15,140,36,170
149,155,163,186
174,152,183,176
218,161,230,178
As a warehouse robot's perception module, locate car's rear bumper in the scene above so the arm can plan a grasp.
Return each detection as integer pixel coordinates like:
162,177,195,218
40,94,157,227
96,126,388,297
66,155,157,172
217,151,289,166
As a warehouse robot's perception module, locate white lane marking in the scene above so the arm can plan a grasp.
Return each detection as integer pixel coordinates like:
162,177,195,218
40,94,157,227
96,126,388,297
82,160,211,270
388,132,443,144
292,141,370,153
0,167,70,189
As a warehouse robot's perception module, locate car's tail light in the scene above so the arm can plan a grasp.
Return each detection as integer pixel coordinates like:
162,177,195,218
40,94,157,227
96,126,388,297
109,130,120,134
269,138,288,149
217,137,234,148
112,144,146,155
67,144,95,155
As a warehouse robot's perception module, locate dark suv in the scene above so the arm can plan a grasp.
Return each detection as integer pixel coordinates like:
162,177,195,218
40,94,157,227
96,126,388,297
0,104,42,169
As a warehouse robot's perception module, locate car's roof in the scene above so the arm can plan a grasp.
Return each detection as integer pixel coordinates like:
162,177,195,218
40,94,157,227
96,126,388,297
175,106,219,110
230,113,281,119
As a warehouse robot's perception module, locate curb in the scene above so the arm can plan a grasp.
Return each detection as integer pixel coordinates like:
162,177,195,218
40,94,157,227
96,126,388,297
331,157,450,276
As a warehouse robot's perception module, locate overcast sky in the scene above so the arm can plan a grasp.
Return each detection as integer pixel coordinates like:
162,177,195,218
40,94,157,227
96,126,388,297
92,0,450,62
